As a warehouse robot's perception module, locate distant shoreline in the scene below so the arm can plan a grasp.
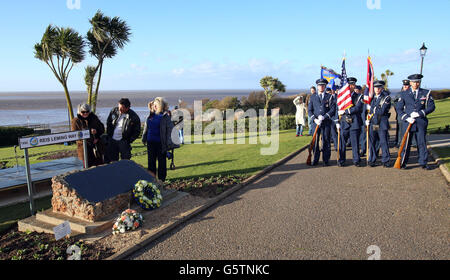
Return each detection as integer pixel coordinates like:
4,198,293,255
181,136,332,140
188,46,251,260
0,89,305,111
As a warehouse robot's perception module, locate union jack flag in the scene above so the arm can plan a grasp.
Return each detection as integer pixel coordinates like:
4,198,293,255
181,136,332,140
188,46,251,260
337,58,353,111
364,56,374,105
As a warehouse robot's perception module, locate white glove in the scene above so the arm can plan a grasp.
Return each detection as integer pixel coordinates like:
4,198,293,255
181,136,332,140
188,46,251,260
366,105,371,111
410,112,420,119
406,117,415,124
365,120,370,126
336,123,341,130
314,119,322,126
338,110,345,116
318,115,325,121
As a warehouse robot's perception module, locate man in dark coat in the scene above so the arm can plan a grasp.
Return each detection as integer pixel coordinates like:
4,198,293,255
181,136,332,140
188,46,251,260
367,81,391,167
335,77,364,167
308,79,336,166
105,98,141,163
396,74,435,170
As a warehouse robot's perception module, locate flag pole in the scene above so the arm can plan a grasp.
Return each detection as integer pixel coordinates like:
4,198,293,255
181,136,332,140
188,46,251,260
366,54,372,165
337,53,346,162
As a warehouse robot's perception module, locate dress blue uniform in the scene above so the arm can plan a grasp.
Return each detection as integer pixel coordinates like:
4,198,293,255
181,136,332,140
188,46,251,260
335,90,364,166
396,74,435,169
329,90,339,151
368,85,391,166
308,79,336,165
360,101,369,156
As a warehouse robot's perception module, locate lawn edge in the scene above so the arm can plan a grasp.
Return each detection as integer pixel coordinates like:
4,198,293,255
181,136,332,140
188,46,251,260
106,143,310,260
428,147,450,183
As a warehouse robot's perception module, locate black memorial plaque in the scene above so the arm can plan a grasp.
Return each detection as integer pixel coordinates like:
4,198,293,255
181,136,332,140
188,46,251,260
63,160,157,203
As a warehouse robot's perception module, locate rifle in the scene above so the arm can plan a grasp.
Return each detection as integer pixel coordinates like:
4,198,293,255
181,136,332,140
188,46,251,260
394,122,413,169
307,124,320,166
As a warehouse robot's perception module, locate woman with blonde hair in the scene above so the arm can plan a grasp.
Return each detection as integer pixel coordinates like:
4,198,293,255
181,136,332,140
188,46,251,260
148,100,155,113
142,97,175,182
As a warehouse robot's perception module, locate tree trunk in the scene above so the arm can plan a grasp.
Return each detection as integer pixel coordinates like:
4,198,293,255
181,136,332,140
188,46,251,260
62,82,74,123
92,60,104,113
264,98,270,117
87,84,92,106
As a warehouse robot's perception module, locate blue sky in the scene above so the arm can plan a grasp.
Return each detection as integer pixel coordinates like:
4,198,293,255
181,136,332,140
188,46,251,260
1,0,449,91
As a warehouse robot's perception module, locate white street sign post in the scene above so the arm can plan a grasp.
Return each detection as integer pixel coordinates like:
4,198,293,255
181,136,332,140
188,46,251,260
19,130,90,215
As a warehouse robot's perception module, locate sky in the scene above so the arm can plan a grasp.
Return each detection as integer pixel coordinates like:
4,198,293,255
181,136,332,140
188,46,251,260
0,0,449,92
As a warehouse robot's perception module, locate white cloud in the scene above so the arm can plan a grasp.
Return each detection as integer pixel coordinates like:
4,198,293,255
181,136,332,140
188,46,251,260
172,68,185,75
130,63,148,72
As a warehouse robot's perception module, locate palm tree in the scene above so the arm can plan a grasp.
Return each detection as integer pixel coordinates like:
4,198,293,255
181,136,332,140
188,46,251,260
86,10,131,112
260,76,286,116
34,25,85,122
84,66,97,105
381,69,394,90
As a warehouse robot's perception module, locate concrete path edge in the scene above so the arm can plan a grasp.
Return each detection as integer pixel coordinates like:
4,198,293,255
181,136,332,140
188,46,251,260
428,147,450,183
105,143,310,260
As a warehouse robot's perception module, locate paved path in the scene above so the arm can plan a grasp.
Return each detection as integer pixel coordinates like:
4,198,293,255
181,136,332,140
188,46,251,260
427,134,450,148
130,138,449,260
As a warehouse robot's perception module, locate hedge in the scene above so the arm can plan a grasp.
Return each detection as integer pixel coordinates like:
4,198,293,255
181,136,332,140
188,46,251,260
431,90,450,100
179,115,297,135
0,127,35,147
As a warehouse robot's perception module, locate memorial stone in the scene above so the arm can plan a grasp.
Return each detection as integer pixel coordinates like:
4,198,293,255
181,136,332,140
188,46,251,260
51,160,159,222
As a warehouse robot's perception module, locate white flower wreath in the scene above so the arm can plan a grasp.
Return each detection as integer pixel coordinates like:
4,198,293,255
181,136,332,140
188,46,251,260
133,180,163,210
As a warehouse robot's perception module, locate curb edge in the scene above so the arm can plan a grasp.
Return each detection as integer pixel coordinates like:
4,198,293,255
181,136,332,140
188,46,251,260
106,143,310,260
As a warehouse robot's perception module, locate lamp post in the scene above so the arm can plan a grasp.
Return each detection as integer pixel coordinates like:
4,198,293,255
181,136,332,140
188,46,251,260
419,43,427,75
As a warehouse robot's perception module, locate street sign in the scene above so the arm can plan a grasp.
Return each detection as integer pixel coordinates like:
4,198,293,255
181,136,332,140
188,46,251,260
18,130,90,215
19,130,90,149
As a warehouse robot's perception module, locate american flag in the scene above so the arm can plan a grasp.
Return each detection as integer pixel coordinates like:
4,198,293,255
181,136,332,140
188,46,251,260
337,58,353,111
364,56,374,104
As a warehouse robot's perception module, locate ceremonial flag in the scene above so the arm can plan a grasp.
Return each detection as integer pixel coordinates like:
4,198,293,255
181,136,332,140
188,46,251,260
337,58,353,111
321,66,341,90
364,56,374,104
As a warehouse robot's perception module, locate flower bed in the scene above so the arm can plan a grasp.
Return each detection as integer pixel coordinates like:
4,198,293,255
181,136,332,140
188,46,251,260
0,225,113,260
164,175,248,198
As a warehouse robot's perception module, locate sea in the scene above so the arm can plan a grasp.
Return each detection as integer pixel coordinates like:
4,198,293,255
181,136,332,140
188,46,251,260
0,89,305,132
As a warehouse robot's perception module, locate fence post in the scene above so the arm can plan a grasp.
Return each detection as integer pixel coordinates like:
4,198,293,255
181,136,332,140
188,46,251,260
83,139,88,169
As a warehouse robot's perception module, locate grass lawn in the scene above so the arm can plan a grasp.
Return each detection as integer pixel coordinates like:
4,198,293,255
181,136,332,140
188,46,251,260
428,98,450,134
0,144,77,168
433,147,450,170
133,129,311,180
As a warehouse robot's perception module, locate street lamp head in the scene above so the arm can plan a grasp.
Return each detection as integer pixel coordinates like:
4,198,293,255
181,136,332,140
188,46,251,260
420,43,428,58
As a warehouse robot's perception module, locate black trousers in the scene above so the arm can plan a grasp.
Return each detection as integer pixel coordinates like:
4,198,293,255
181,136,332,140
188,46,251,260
147,141,167,182
105,138,132,163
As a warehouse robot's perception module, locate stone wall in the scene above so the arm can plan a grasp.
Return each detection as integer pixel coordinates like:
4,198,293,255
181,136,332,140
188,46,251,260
51,174,131,222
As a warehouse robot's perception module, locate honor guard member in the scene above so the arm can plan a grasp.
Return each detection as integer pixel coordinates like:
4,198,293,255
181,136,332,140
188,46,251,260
308,78,336,166
336,77,364,167
396,74,435,170
357,85,368,157
366,81,391,167
330,87,339,151
394,80,411,147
